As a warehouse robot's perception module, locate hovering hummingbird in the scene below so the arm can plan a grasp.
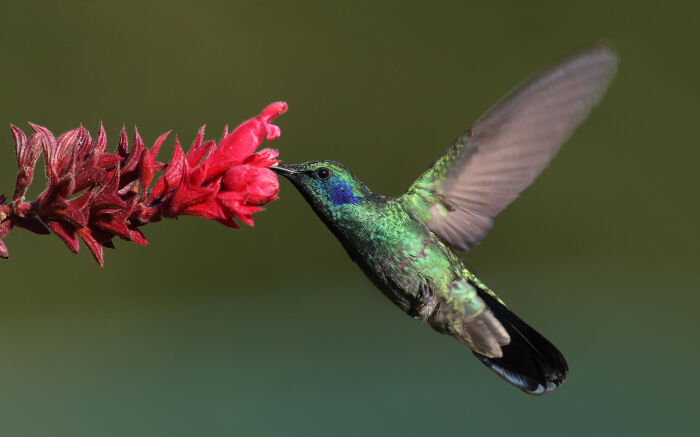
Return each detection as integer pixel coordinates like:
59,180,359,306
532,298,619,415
272,45,617,395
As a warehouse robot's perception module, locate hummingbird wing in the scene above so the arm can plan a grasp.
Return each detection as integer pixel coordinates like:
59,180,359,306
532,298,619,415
406,44,617,250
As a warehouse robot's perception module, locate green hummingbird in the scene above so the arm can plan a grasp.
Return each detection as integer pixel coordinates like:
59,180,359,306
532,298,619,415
272,45,617,395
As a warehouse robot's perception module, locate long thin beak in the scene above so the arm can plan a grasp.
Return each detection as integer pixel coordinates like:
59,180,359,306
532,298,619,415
271,163,299,177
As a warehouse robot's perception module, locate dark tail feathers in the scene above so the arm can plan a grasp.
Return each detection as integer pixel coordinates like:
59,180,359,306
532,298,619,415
473,289,569,396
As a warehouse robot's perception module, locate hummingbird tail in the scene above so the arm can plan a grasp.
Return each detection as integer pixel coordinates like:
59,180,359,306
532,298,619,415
472,289,569,396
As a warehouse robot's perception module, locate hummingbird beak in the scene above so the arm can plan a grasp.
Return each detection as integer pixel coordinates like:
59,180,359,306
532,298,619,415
271,163,299,178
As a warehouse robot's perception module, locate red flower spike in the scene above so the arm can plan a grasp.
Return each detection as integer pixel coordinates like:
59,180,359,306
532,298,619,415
0,102,287,265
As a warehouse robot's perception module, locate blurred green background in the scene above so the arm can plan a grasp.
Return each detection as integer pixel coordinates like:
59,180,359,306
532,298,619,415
0,1,698,435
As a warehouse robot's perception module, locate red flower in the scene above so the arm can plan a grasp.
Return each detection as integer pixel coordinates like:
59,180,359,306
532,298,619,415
0,102,287,265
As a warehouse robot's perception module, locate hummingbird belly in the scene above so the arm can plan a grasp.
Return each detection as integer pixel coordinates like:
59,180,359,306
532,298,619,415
352,218,461,320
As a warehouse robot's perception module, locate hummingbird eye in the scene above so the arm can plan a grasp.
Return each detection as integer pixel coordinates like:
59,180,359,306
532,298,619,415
316,167,331,180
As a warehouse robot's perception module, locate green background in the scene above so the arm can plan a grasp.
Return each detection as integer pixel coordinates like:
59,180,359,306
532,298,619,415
0,1,697,435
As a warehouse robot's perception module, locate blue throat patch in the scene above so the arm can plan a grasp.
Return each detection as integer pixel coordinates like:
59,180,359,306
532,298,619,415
323,177,361,206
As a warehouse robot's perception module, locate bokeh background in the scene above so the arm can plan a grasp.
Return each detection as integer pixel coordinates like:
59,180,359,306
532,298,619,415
0,1,698,435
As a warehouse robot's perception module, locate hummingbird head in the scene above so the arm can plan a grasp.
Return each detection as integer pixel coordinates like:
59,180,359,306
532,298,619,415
271,160,373,219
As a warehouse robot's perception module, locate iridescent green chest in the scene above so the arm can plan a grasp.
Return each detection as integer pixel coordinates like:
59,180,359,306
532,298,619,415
334,200,459,299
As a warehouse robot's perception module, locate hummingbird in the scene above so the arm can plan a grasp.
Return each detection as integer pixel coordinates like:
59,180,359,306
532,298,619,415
272,45,617,395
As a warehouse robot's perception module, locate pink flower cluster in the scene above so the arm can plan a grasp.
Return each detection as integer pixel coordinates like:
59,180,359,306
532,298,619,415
0,102,287,265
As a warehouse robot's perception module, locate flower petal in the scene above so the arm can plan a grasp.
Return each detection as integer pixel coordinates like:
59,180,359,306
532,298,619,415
78,227,104,266
181,196,226,220
204,102,287,180
47,220,80,254
150,137,185,199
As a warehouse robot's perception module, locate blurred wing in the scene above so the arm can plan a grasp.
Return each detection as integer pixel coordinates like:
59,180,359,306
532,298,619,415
414,44,617,250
